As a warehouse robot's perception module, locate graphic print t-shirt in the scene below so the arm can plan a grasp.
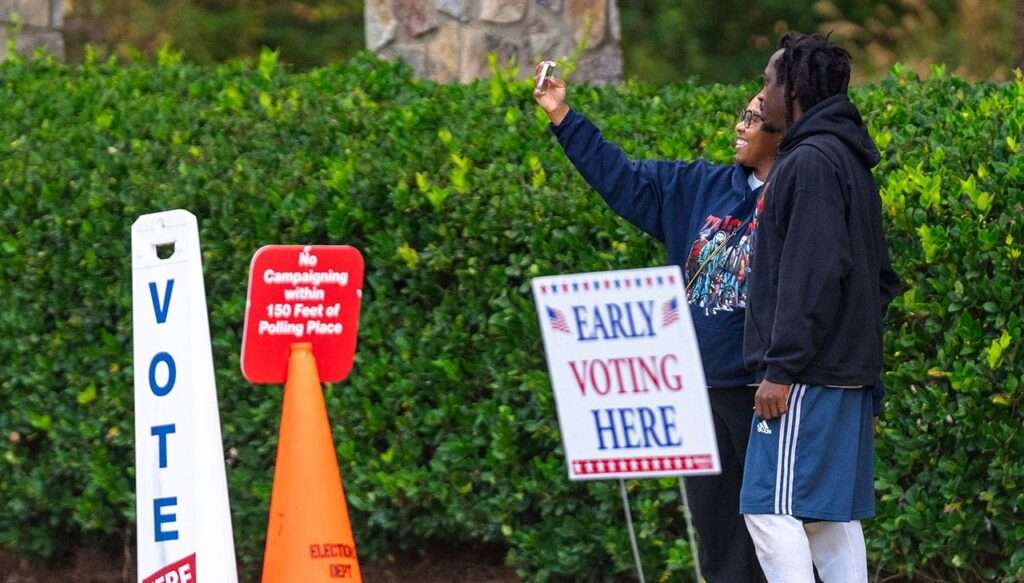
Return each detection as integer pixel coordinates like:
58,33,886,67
685,176,765,316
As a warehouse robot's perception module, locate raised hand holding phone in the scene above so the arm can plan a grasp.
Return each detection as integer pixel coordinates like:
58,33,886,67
533,60,570,126
536,61,556,91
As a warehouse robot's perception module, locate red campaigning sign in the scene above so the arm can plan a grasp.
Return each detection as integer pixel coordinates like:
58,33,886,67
241,245,364,384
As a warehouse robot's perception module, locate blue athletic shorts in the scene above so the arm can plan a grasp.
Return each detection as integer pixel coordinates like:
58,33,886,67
740,384,875,521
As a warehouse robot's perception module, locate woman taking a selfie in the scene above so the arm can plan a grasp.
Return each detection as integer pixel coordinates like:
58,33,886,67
534,64,779,582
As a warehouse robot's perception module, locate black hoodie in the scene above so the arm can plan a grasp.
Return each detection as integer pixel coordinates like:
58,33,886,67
744,94,901,386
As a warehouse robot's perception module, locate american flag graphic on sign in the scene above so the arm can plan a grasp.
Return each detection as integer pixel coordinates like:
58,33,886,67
662,297,680,327
547,306,571,334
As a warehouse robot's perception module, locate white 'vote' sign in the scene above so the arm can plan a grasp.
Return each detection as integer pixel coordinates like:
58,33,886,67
532,266,720,481
132,210,238,583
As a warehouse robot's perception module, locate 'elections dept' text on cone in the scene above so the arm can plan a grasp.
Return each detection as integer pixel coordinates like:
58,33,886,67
261,343,362,583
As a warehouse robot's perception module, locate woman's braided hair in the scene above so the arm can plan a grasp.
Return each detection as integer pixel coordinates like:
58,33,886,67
775,32,852,126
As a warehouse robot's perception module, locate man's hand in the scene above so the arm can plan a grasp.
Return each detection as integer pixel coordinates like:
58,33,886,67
533,62,569,126
755,380,791,420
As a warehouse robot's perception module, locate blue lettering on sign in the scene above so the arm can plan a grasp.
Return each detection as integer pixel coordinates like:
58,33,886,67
148,280,175,324
151,424,176,468
145,276,182,545
658,405,683,447
573,301,656,342
617,408,639,448
148,352,177,397
153,497,179,542
592,409,620,450
591,406,683,450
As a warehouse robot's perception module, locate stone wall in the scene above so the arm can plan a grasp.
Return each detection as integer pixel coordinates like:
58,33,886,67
366,0,622,85
0,0,64,61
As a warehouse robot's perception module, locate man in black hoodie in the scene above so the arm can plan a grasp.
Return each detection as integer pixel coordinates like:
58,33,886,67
739,33,900,581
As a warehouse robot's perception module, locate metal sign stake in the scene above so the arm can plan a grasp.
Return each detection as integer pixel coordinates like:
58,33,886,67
677,478,703,583
619,479,646,583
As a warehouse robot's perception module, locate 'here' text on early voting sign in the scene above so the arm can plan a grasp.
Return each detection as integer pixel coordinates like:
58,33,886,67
532,266,720,480
131,210,238,583
241,245,364,383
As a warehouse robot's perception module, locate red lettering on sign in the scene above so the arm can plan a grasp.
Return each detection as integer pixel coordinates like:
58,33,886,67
143,553,196,583
567,355,683,396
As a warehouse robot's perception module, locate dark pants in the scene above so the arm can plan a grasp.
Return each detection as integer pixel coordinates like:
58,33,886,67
684,386,765,583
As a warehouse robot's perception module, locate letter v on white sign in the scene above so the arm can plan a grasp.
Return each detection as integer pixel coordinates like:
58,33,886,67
131,210,238,583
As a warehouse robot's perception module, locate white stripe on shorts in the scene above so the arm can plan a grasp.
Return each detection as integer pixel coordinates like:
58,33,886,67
787,384,807,514
774,384,807,514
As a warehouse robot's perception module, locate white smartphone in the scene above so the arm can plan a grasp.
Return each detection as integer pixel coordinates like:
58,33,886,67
536,61,556,91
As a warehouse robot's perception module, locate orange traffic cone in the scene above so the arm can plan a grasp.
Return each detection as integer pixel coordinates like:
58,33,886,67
262,343,362,583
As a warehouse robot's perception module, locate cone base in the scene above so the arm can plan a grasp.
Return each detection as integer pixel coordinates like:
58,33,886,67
261,343,362,583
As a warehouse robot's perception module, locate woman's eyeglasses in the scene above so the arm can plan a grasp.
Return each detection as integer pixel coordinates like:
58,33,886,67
739,109,763,129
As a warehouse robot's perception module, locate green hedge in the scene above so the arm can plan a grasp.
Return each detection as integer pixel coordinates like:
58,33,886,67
1,49,1022,581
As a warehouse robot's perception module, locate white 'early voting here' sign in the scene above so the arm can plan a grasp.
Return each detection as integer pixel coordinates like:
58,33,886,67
532,266,720,481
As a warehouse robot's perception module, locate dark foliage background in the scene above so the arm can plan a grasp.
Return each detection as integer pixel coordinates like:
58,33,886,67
56,0,1020,84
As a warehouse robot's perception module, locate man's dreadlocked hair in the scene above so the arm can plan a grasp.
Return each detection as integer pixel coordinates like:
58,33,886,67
775,32,852,127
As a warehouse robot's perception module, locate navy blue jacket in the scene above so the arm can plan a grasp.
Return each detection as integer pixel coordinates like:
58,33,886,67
743,95,900,387
551,109,760,388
